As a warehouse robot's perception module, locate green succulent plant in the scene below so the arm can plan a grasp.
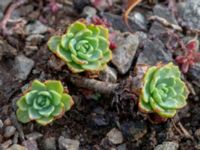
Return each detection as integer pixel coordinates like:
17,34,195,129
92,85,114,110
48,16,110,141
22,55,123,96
47,21,112,73
138,62,189,118
16,80,74,126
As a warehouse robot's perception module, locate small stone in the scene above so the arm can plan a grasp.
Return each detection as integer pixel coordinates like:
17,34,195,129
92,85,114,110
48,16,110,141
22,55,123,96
121,121,147,141
195,128,200,140
117,143,127,150
23,140,39,150
181,0,200,30
82,6,97,17
4,126,16,138
26,21,49,34
111,32,139,74
4,118,12,126
99,66,117,83
153,4,177,24
0,140,12,149
14,55,34,80
26,34,44,44
154,141,179,150
137,39,172,65
43,137,56,150
0,119,3,128
58,136,80,150
107,128,123,144
26,132,43,141
7,144,26,150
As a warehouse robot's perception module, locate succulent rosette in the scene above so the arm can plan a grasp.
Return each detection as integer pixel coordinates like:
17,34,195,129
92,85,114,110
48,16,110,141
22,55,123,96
48,21,112,73
139,63,189,118
16,80,74,126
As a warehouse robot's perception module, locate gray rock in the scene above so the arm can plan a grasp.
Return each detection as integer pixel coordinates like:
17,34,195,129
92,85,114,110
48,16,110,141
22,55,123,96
7,144,26,150
4,126,16,138
150,4,177,36
43,137,56,150
0,119,3,128
153,4,177,24
107,128,123,144
181,0,200,29
99,66,117,83
26,21,49,34
58,136,80,150
104,12,147,32
187,63,200,87
82,6,97,17
0,140,12,149
14,55,34,80
154,141,179,150
137,39,172,65
26,132,43,141
23,140,38,150
26,34,44,43
121,121,147,141
111,32,139,74
117,144,127,150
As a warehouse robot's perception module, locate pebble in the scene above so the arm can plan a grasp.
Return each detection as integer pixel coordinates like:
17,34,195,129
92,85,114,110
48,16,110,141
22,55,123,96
23,140,39,150
26,21,49,34
154,141,179,150
58,136,80,150
43,137,56,150
99,66,117,83
121,120,147,141
14,55,35,80
137,39,172,65
4,126,16,138
111,32,139,74
0,139,12,149
26,132,43,141
82,6,97,18
0,119,3,128
7,144,26,150
107,128,123,144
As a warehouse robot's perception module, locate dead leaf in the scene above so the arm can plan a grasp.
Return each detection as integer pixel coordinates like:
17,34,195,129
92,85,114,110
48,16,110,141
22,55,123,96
123,0,142,30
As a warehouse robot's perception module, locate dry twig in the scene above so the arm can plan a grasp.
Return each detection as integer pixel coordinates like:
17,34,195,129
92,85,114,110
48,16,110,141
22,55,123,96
149,15,183,32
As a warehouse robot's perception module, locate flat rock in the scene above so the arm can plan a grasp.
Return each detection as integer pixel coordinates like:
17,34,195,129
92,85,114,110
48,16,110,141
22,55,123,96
121,120,147,141
181,0,200,29
137,39,172,65
43,137,56,150
111,32,139,74
14,55,34,80
81,6,97,17
23,140,38,150
26,21,49,34
154,141,179,150
26,132,43,141
58,136,80,150
0,119,3,128
104,12,147,32
99,66,117,83
4,126,16,138
7,144,26,150
107,128,123,144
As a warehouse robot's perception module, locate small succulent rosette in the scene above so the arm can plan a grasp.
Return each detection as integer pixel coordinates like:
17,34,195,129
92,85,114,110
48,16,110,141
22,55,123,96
48,21,112,73
16,80,74,126
136,62,189,119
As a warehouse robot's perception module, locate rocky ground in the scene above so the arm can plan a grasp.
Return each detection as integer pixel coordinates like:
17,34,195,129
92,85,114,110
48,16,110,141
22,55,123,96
0,0,200,149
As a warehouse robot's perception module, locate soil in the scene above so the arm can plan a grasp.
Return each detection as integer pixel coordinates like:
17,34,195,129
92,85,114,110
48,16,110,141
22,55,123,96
0,0,200,150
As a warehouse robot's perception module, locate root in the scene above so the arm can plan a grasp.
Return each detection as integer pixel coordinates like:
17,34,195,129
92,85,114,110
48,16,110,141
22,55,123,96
69,75,119,95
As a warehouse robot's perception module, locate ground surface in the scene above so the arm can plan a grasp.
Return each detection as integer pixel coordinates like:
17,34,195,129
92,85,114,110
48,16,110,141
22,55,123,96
0,0,200,149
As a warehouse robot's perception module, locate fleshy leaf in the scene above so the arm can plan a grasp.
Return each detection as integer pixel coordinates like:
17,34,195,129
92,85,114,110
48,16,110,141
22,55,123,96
28,107,41,120
39,105,55,117
62,94,73,111
48,36,61,52
16,109,30,123
36,116,54,126
17,96,29,111
45,80,64,94
31,80,46,91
